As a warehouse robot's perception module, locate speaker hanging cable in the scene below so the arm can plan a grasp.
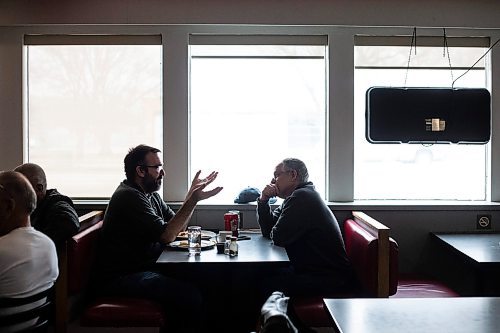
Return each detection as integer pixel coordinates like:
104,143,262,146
443,28,454,86
404,27,417,87
452,37,500,88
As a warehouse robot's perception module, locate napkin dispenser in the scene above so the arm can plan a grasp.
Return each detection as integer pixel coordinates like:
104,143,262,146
365,87,491,144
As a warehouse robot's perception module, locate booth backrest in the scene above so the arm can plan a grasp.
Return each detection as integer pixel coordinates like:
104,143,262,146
54,211,166,331
388,239,398,295
67,220,103,295
290,211,399,327
54,211,104,332
344,211,398,297
77,210,105,233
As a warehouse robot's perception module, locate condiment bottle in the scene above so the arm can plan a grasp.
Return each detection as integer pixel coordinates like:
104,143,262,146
224,235,232,255
229,236,238,257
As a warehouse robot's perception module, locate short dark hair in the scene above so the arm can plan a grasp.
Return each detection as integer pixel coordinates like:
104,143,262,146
14,163,47,193
124,145,161,181
282,158,309,183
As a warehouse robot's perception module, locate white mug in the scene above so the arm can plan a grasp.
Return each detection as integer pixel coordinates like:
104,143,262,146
218,231,232,243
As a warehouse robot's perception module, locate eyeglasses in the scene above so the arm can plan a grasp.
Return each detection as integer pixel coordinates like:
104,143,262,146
273,170,291,180
138,165,163,172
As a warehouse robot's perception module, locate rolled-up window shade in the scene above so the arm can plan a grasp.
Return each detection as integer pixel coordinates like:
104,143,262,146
189,34,327,46
24,34,161,45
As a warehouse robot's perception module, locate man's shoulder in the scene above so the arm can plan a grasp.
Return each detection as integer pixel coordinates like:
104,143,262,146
44,190,78,217
31,227,57,247
18,228,58,266
5,227,55,248
106,182,150,217
110,181,145,202
290,182,319,200
295,182,316,192
0,228,57,278
287,183,331,214
149,191,164,203
44,189,76,209
50,198,76,211
46,188,70,200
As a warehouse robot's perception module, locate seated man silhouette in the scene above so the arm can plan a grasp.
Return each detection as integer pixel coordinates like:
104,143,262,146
0,171,59,331
14,163,79,249
94,144,222,333
257,158,353,297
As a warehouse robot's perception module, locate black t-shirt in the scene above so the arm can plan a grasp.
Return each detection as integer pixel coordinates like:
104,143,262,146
96,180,175,280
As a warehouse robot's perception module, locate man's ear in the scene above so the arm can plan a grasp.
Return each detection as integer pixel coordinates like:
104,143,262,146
35,183,44,194
290,170,298,181
0,197,15,236
136,165,146,178
0,197,15,219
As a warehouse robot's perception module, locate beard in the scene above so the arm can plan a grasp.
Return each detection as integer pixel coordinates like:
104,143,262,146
143,174,162,193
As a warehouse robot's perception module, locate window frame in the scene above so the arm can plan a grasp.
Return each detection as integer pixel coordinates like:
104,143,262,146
2,25,496,203
188,35,329,201
24,34,163,199
353,35,491,201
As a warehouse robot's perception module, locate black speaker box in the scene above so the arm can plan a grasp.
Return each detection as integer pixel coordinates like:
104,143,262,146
365,87,491,144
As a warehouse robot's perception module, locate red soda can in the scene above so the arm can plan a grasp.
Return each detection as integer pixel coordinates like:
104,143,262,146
228,210,240,237
224,212,237,232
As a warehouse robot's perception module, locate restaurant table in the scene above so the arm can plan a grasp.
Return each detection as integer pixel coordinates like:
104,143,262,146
156,231,290,333
324,297,500,333
156,231,289,265
431,232,500,295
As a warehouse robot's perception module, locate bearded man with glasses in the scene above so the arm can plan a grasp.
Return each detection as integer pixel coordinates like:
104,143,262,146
94,144,222,333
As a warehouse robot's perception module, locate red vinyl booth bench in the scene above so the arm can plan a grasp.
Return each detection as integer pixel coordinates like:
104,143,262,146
54,211,166,332
291,211,458,328
392,275,459,298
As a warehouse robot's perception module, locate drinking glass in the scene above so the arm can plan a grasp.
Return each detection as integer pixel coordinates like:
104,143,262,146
188,226,202,256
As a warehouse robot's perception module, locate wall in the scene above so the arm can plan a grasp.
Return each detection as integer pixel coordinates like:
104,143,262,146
77,202,500,275
2,0,500,277
1,0,500,28
224,207,500,274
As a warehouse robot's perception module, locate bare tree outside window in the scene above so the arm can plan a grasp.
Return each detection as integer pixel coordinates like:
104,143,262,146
28,45,162,197
190,45,327,202
354,44,488,200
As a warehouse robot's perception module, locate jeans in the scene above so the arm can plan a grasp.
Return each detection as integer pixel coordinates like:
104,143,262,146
98,271,203,333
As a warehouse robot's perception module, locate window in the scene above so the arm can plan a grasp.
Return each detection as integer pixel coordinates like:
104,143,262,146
26,35,162,198
189,36,327,202
354,36,490,200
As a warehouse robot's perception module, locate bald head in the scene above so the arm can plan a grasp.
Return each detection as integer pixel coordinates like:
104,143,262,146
14,163,47,202
0,171,37,236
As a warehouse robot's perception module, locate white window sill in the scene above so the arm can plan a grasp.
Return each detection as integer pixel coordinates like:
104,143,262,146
74,199,500,211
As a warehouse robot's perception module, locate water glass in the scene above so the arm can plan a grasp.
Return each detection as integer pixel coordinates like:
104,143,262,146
188,226,202,256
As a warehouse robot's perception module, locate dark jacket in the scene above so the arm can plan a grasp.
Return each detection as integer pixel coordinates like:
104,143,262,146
257,182,351,276
31,189,79,248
